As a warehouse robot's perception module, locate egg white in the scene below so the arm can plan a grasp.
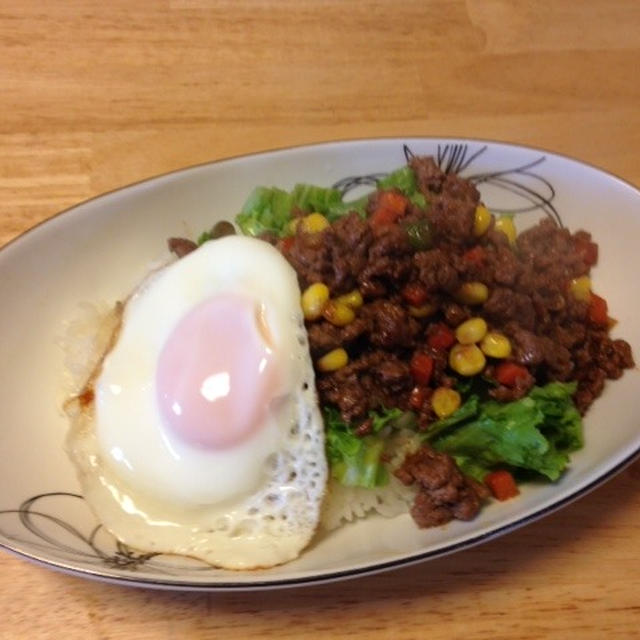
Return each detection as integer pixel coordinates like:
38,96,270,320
65,236,328,570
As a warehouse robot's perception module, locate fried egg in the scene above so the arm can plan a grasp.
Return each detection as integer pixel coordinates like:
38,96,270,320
65,236,327,569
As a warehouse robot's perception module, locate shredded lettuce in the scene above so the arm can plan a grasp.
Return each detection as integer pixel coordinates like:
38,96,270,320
324,383,581,489
234,164,429,238
235,183,367,237
235,186,294,237
529,382,583,453
431,382,582,482
423,395,480,442
369,406,405,433
323,407,389,489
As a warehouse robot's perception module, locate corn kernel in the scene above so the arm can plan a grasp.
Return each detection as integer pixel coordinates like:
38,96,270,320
301,282,330,321
569,276,591,302
288,217,301,235
317,348,349,372
474,204,493,236
408,303,438,318
301,212,330,234
323,300,355,326
480,331,512,358
432,387,462,419
455,317,488,344
449,343,486,376
455,281,489,305
335,289,364,309
495,215,517,245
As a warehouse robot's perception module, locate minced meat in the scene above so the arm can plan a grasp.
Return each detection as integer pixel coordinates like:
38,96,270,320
170,154,635,530
394,446,489,527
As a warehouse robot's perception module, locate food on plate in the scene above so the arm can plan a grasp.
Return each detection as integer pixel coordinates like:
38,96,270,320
172,153,634,531
64,236,327,570
64,151,634,571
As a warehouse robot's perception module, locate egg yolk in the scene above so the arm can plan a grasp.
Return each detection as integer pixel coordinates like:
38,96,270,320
156,293,280,449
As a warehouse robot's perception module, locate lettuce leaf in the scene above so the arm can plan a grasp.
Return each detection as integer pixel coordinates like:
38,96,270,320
369,406,405,433
323,407,389,488
233,163,431,238
431,383,582,482
235,183,367,237
235,186,294,237
529,382,583,453
423,395,480,441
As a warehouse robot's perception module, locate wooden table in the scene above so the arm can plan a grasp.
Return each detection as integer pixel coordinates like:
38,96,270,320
1,2,639,637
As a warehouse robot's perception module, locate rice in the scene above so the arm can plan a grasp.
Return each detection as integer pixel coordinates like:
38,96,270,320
318,428,421,530
319,476,415,531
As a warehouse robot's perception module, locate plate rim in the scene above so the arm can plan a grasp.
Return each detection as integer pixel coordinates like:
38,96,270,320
2,135,639,257
1,135,639,590
2,448,639,591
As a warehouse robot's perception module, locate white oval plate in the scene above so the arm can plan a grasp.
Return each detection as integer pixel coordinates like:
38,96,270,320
1,138,639,591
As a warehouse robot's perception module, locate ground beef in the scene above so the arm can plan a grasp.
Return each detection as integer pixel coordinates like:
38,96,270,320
300,159,632,425
573,332,635,412
395,446,488,527
426,198,475,246
373,357,412,391
184,154,634,530
409,156,479,246
484,287,536,331
318,370,370,423
167,237,197,258
287,230,332,288
306,316,371,356
414,248,460,293
357,226,413,298
317,350,413,422
488,367,535,402
549,321,587,350
362,300,419,349
410,156,447,194
327,213,374,293
504,325,574,380
506,326,548,366
442,301,470,327
574,368,607,414
410,156,479,209
487,244,520,286
517,219,588,279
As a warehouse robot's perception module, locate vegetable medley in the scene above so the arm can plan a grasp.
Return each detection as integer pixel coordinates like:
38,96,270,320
174,154,634,528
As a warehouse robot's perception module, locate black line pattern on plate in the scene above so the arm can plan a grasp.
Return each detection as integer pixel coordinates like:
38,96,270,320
332,172,386,196
1,493,158,569
0,493,214,574
1,142,562,576
335,142,561,226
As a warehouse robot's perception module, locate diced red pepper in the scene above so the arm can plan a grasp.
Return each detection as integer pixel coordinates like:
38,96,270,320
280,236,295,253
402,283,429,307
427,323,456,351
485,470,519,501
574,237,598,267
369,191,409,228
409,352,434,386
370,208,402,228
588,293,608,326
409,386,427,410
378,190,409,215
494,362,530,387
462,245,486,266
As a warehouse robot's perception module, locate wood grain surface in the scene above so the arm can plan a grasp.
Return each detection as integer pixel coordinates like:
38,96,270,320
1,1,639,638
